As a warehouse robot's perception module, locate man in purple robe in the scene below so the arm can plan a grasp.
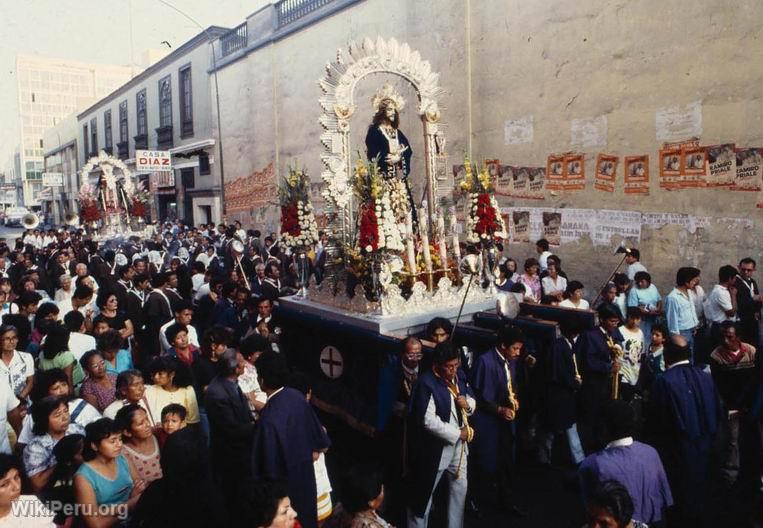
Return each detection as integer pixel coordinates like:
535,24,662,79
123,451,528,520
579,400,672,525
647,335,722,526
251,351,331,528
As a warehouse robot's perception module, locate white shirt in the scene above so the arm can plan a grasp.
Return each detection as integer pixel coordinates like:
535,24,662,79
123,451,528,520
195,282,211,302
559,298,590,310
423,389,475,470
0,495,56,526
626,262,648,281
0,377,20,454
159,320,199,353
56,299,88,321
0,351,34,398
68,332,97,363
191,273,206,294
618,325,644,386
18,398,101,445
541,275,567,296
538,251,552,271
605,436,634,449
704,284,737,324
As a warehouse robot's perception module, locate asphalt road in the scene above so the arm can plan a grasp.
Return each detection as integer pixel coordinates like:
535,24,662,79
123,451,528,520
0,224,25,241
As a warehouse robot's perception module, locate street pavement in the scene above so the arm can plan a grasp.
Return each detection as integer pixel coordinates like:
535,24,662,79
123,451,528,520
0,224,24,240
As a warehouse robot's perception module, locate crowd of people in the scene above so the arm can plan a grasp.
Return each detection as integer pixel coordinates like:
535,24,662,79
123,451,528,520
0,222,760,527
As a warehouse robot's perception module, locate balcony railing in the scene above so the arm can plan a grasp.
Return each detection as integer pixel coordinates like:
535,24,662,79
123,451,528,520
276,0,334,28
156,126,174,150
116,141,129,160
221,22,247,57
134,134,148,151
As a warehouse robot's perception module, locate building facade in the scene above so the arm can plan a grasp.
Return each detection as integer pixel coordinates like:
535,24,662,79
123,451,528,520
76,28,228,226
42,114,80,225
14,55,135,208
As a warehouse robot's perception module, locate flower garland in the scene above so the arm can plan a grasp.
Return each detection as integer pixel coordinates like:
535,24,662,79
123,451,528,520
78,183,102,222
279,166,320,250
352,158,404,254
460,157,507,243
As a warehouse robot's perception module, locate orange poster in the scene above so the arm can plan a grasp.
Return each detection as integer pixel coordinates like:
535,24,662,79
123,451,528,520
659,148,682,190
680,146,707,188
546,155,566,191
624,155,649,194
564,154,586,191
594,154,618,192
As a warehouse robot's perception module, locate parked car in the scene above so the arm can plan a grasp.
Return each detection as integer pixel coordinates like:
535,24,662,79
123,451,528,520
3,207,30,226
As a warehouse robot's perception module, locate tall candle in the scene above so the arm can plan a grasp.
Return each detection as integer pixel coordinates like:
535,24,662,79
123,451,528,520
439,236,448,270
453,234,461,260
421,231,433,273
406,238,417,275
405,212,413,238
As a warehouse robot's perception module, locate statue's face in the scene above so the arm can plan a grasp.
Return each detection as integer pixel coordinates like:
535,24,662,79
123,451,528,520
384,102,397,121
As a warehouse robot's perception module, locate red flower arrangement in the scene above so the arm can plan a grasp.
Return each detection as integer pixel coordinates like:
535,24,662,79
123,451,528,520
280,203,301,237
358,200,379,252
80,202,102,223
473,193,500,236
130,198,146,218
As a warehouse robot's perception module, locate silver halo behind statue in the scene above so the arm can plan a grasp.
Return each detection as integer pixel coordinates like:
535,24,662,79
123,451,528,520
318,36,446,243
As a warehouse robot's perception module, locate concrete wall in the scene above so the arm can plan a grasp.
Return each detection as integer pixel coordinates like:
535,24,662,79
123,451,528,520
216,0,763,294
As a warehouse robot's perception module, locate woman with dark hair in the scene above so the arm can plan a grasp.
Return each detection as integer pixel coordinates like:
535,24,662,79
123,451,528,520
518,258,541,303
45,433,85,525
192,325,231,441
494,262,515,293
344,467,391,528
0,324,34,401
74,418,146,527
16,369,101,450
0,453,56,525
38,324,83,389
144,356,199,426
96,328,133,375
241,479,298,528
29,302,60,345
103,370,157,427
115,404,162,484
559,280,590,310
165,322,200,368
584,480,644,528
22,395,84,492
95,290,134,342
79,350,118,412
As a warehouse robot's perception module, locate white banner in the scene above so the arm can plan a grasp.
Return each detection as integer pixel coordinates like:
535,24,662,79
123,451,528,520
42,172,64,187
136,150,172,172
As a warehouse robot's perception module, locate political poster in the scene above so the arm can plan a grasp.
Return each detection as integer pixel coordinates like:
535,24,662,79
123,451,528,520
511,210,531,243
704,144,736,188
496,165,513,196
594,154,618,192
733,148,763,191
624,155,649,194
659,148,682,189
592,209,641,247
563,154,586,191
546,155,566,191
525,167,546,200
542,211,562,246
511,167,529,197
680,146,707,188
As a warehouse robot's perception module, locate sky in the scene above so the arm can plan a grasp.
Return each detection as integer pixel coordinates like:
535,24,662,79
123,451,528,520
0,0,269,168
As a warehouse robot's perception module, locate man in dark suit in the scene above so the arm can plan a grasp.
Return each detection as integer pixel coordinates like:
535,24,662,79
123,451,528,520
735,257,762,348
144,272,175,358
647,335,722,526
205,349,255,516
251,262,267,298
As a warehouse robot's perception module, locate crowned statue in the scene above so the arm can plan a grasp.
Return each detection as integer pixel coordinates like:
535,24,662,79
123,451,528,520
97,163,129,232
365,83,416,224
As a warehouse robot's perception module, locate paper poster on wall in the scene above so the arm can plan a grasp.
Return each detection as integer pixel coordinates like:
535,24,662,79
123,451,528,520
511,210,531,243
705,144,736,188
525,167,546,200
486,159,501,187
542,212,562,246
659,148,682,189
510,167,529,197
733,148,763,191
592,209,642,246
546,155,566,191
496,165,513,196
680,146,707,188
564,154,586,191
624,155,649,194
560,208,595,244
594,154,618,192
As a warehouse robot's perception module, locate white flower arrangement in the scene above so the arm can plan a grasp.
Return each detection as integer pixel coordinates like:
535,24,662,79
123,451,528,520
81,151,135,195
491,195,508,239
377,191,404,252
282,199,320,250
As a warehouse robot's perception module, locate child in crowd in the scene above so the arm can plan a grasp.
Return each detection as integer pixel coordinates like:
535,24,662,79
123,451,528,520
617,307,644,402
159,403,187,448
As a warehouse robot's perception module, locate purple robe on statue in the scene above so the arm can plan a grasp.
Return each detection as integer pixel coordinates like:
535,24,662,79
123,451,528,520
251,387,331,528
579,440,673,524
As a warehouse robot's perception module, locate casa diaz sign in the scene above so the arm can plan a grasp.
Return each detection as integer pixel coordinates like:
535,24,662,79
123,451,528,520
136,150,172,172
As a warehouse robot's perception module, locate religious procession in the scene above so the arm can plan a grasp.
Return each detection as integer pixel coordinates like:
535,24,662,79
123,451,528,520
1,1,763,528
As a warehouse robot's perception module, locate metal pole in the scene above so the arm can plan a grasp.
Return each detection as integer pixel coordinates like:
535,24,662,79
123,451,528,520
157,0,226,222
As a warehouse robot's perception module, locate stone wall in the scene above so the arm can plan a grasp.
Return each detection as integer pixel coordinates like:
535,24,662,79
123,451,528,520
215,0,763,294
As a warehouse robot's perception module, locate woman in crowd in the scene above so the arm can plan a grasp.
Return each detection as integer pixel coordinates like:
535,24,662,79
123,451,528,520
23,395,85,492
584,480,645,528
79,350,118,413
238,334,269,415
115,404,162,484
541,261,568,302
55,273,74,302
518,257,542,303
94,291,134,342
96,329,133,375
29,302,60,346
0,324,34,401
504,258,520,283
626,271,662,352
0,453,56,526
104,370,157,427
494,262,515,293
17,368,101,450
74,418,147,528
192,325,231,440
559,281,590,310
243,479,298,528
344,467,392,528
165,323,200,368
144,356,200,426
38,324,84,390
